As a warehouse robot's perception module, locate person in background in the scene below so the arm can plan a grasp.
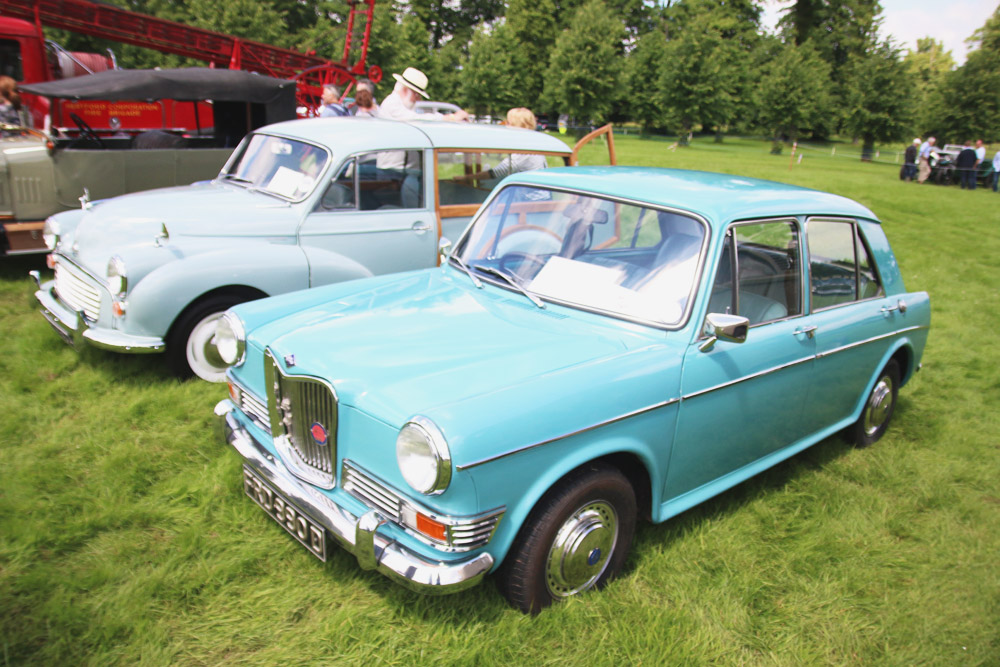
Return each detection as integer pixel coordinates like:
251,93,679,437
992,148,1000,193
351,78,378,116
903,138,920,182
453,108,548,184
376,67,468,123
972,139,986,190
0,76,24,126
318,84,349,117
353,86,377,117
917,136,936,183
955,141,978,190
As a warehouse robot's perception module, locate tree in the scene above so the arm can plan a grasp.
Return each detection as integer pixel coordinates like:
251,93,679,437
903,38,955,134
542,0,625,124
506,0,558,105
657,9,752,142
460,24,529,116
754,42,832,149
841,40,916,159
625,28,668,133
925,5,1000,142
780,0,882,76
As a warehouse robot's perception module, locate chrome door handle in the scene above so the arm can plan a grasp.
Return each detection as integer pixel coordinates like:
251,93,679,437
793,325,818,339
412,221,432,234
881,299,908,315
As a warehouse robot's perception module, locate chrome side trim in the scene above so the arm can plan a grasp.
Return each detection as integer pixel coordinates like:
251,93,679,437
815,325,929,359
456,398,680,471
682,355,814,401
218,400,493,594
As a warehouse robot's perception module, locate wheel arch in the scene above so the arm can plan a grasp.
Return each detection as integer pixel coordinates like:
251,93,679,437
164,284,269,344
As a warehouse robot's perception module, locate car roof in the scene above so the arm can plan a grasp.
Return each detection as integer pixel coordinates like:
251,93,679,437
505,166,879,225
260,117,573,156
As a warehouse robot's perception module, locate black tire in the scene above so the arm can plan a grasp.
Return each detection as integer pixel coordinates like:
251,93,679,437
166,295,244,382
497,463,636,614
850,359,900,448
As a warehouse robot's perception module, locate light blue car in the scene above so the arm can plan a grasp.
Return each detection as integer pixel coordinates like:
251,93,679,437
215,167,931,613
31,118,584,380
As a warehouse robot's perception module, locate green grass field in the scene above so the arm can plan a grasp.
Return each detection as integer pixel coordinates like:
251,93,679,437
2,136,998,665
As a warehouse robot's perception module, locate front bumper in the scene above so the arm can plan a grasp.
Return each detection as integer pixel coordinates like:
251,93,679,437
32,275,165,353
216,399,494,594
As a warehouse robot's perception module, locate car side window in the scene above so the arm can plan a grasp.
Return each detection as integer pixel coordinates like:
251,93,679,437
807,218,884,310
318,159,357,211
359,150,424,210
437,151,557,208
708,220,802,325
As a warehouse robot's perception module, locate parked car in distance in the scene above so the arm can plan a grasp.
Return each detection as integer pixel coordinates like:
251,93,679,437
33,118,610,381
413,101,463,116
2,68,297,256
216,166,931,613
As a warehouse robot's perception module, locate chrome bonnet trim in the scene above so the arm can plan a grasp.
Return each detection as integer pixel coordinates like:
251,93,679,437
456,398,680,471
218,400,494,594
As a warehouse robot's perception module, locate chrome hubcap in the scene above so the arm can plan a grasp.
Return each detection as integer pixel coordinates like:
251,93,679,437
186,312,228,382
863,374,895,436
545,500,618,598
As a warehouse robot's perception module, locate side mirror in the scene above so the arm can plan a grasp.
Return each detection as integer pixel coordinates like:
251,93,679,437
699,312,749,352
438,237,453,262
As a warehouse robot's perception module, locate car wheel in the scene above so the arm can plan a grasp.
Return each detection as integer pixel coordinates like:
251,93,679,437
851,359,900,447
497,463,636,614
167,295,244,382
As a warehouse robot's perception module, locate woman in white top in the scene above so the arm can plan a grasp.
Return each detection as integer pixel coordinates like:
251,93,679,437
453,108,548,183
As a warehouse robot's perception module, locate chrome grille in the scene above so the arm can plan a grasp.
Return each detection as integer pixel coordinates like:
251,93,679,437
342,460,402,521
267,352,337,488
342,460,503,552
232,382,270,434
53,260,101,320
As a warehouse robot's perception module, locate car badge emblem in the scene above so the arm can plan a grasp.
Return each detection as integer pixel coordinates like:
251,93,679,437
310,422,328,445
284,354,296,367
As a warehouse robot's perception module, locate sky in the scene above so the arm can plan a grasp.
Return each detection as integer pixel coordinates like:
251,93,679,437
760,0,998,64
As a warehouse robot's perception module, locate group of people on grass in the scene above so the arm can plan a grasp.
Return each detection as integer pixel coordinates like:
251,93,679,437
905,135,1000,192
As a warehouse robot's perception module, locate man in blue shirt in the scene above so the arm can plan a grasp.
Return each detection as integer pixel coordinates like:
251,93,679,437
917,136,936,183
319,84,349,117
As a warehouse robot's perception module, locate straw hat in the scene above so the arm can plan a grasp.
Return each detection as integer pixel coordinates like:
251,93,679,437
392,67,430,99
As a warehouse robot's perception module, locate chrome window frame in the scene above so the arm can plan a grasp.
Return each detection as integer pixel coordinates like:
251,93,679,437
804,216,886,313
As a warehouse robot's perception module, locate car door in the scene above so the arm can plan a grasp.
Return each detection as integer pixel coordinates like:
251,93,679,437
297,149,438,279
666,218,819,500
802,217,899,427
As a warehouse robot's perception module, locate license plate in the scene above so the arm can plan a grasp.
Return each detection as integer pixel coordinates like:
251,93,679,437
243,465,327,561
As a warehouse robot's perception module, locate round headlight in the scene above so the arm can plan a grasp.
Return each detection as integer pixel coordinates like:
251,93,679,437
106,255,127,295
42,217,60,250
396,417,451,495
214,312,246,367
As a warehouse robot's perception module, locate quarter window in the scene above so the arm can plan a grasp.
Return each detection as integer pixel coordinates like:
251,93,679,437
708,220,802,325
807,219,884,309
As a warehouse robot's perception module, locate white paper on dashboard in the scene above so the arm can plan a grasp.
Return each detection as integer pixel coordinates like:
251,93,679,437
268,166,305,198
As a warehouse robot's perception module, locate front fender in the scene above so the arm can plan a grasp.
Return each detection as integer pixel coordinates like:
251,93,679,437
300,245,375,287
123,244,312,338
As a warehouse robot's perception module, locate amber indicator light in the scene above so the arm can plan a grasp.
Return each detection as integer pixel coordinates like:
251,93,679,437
416,512,447,542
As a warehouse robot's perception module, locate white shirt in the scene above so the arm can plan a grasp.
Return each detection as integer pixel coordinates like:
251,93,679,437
993,150,1000,170
975,146,986,163
489,153,548,179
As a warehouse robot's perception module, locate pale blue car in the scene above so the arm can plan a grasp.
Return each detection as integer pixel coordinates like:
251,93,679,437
215,167,931,613
31,118,580,380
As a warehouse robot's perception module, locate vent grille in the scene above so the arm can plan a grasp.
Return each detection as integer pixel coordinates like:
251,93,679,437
342,460,402,522
342,460,503,551
267,353,337,487
53,260,101,320
235,384,270,434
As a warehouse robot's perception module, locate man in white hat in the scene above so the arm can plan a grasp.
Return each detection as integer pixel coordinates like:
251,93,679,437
376,67,468,123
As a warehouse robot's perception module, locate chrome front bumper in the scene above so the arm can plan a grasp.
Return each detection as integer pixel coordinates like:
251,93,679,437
32,275,165,353
216,399,494,594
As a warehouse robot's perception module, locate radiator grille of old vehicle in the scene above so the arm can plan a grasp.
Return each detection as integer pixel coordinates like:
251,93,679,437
232,382,270,434
267,353,337,488
53,260,101,320
342,460,504,551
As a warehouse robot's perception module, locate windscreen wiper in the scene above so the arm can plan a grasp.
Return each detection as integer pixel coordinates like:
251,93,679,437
473,264,545,309
449,254,483,288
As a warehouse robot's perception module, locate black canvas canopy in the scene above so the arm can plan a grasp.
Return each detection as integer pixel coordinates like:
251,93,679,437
21,67,296,108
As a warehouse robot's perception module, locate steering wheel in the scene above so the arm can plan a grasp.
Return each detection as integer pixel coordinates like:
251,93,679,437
68,113,105,148
498,252,547,277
